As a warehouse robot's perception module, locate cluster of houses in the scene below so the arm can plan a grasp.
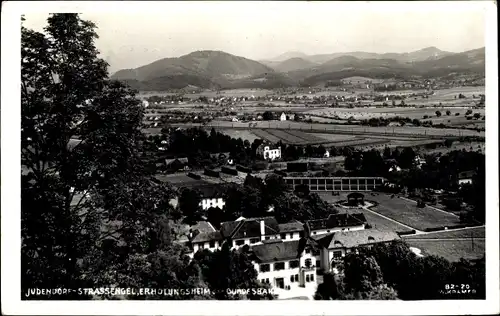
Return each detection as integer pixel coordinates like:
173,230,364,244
183,212,400,292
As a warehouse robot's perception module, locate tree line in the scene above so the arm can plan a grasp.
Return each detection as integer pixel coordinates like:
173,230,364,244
315,241,485,300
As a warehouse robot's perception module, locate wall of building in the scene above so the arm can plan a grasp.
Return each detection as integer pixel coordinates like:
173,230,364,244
309,224,365,238
280,231,302,241
200,198,225,210
193,240,221,253
255,260,301,290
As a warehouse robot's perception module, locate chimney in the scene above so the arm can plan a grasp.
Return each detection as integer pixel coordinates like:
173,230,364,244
260,220,265,237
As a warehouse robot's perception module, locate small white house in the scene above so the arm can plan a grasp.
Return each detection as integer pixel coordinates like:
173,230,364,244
324,150,330,158
232,117,239,122
280,112,287,121
256,144,281,161
199,197,225,210
142,100,149,107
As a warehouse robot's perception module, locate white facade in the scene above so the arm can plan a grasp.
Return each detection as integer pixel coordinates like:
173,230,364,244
254,251,317,290
199,198,225,210
280,113,287,121
324,150,330,158
279,231,302,241
192,240,222,253
458,178,473,185
309,224,365,238
257,145,281,160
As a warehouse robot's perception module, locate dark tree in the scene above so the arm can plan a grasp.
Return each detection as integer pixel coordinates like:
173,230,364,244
21,14,182,299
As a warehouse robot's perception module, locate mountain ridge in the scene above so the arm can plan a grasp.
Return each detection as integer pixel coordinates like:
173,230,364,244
111,47,485,90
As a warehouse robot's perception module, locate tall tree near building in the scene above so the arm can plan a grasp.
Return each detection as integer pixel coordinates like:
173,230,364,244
21,14,181,299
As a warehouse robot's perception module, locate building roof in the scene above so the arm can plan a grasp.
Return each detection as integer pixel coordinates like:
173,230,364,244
220,216,280,239
165,157,189,165
251,239,305,262
191,221,216,233
196,184,228,199
317,229,400,249
307,213,367,231
458,170,476,179
278,221,304,233
191,231,223,243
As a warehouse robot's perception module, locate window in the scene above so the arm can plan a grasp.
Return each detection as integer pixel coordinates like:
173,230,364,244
333,251,342,259
305,259,312,268
199,243,204,249
313,232,317,235
260,264,270,272
310,274,314,282
235,240,245,246
290,276,294,283
280,233,286,239
316,260,321,268
274,262,285,271
265,236,270,240
250,238,260,244
289,233,293,239
289,260,299,269
261,279,265,284
306,275,310,282
266,278,269,284
305,249,310,254
294,274,299,282
327,230,330,233
209,241,215,248
312,249,320,256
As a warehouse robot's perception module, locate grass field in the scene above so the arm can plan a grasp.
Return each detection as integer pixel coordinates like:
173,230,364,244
218,129,261,143
196,121,484,138
318,193,413,233
405,239,485,262
368,194,461,231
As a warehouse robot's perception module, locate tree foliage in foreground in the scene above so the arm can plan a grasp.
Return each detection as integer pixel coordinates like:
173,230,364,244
21,13,206,299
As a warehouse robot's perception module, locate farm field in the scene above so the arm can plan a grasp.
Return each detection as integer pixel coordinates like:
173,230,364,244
405,239,485,262
367,194,461,231
310,134,358,143
304,107,485,121
249,129,333,145
403,226,485,239
217,129,261,143
194,121,485,138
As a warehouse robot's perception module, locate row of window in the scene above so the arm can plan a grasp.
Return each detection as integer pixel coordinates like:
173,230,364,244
259,260,299,272
260,278,270,284
305,274,315,283
311,228,352,235
304,248,320,255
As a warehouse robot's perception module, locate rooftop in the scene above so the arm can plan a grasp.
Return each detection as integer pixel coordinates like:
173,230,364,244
220,216,280,239
317,229,400,249
278,221,305,233
307,213,367,231
191,231,223,243
191,221,216,233
251,239,306,263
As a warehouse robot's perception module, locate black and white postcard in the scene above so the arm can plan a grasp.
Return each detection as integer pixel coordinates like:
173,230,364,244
2,1,499,315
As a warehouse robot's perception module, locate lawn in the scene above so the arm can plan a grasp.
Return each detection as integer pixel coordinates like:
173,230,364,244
368,194,461,231
404,226,485,240
317,193,413,233
252,129,282,143
405,239,485,262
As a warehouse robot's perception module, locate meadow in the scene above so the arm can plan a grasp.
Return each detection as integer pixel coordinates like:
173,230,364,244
367,194,461,231
405,239,485,262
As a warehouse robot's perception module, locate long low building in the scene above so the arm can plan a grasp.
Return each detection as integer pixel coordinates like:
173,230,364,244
284,177,385,192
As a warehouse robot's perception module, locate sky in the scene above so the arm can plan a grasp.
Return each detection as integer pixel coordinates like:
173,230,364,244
21,1,487,74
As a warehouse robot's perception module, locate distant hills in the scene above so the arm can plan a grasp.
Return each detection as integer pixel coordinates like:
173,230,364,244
111,47,485,91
